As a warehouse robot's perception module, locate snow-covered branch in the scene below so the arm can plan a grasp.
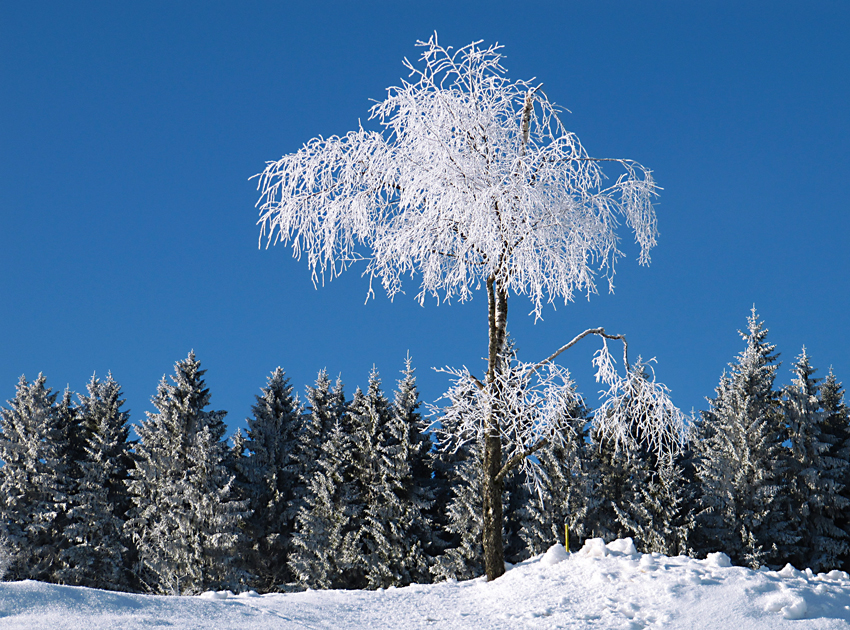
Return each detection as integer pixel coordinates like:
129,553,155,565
529,327,628,376
592,341,689,458
431,358,584,489
431,336,688,491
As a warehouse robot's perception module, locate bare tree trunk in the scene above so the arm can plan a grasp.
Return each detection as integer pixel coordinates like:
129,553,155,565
483,276,508,581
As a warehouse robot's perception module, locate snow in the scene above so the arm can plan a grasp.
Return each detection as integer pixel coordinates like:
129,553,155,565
2,539,850,629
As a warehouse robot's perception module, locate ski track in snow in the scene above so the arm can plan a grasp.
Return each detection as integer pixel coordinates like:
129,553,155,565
1,539,850,629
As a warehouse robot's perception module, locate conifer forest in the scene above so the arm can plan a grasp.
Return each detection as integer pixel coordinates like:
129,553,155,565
1,309,849,595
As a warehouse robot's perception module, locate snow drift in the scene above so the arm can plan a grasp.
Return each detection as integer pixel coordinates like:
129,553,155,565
1,538,850,629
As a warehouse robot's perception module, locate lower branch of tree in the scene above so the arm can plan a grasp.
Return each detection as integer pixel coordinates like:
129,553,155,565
495,437,549,485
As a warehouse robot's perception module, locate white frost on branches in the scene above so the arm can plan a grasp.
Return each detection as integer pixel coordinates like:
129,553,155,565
592,340,689,460
431,337,689,491
256,34,658,318
433,359,582,484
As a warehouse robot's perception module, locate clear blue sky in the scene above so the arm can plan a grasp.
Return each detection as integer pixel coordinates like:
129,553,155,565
2,1,848,435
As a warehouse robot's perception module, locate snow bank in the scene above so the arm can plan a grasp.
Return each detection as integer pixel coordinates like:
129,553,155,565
2,542,850,629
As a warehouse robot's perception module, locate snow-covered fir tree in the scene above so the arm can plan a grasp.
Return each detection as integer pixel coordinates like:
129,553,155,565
233,367,302,591
783,349,849,572
293,370,347,512
612,455,694,557
57,374,134,590
350,366,432,588
125,352,249,594
693,309,792,568
286,370,354,589
0,375,79,582
584,427,644,544
820,369,850,568
430,437,485,582
391,359,440,563
821,369,850,461
288,409,363,590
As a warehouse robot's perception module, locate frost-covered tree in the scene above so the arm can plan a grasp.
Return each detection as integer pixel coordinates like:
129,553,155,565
364,360,436,584
347,369,431,588
693,310,792,568
289,415,363,589
783,350,849,571
430,437,485,582
0,375,78,582
295,371,347,490
256,35,685,579
126,352,248,594
58,374,133,590
235,367,302,591
820,369,850,567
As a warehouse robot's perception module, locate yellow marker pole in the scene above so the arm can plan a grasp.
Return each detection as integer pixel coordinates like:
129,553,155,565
565,522,569,552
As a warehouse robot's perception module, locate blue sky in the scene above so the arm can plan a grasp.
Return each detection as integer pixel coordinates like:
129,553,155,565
2,1,848,434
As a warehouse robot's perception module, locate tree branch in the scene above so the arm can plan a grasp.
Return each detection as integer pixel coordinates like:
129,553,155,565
525,327,629,377
495,437,549,484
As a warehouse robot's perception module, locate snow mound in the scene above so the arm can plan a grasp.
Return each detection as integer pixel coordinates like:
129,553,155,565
703,551,733,568
577,537,640,558
606,537,639,556
577,537,609,557
778,563,802,578
823,570,850,581
781,597,808,620
540,543,569,566
199,590,234,600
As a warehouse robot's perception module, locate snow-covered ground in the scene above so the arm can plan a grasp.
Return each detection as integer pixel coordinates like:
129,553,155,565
2,539,850,629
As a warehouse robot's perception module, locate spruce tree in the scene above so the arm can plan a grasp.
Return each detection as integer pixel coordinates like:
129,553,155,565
584,427,646,543
783,350,849,571
236,367,302,591
57,374,134,590
822,369,850,461
430,438,485,581
352,365,432,588
612,455,694,556
0,375,78,582
693,309,792,568
293,371,347,508
392,359,438,562
820,369,850,568
288,414,363,589
126,352,248,594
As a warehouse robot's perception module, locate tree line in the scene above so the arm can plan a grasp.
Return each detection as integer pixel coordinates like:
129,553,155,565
0,308,848,594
